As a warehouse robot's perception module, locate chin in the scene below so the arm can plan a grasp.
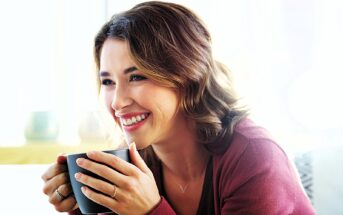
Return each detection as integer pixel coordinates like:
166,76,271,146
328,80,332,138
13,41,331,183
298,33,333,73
123,135,149,150
135,141,152,150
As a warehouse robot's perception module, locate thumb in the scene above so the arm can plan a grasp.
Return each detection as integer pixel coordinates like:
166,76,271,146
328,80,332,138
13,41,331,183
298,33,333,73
56,153,67,165
129,142,150,174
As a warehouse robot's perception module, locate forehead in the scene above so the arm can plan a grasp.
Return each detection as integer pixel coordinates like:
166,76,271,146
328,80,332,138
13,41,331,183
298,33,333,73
100,38,134,70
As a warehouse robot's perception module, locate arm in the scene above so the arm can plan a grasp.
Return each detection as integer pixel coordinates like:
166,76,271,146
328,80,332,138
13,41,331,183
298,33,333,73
67,197,177,215
68,208,83,215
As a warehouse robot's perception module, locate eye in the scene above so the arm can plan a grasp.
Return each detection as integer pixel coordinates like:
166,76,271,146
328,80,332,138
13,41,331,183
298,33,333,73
129,74,147,82
101,79,115,86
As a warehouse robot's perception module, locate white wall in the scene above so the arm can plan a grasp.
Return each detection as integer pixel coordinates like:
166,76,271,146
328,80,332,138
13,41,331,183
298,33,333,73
0,165,61,214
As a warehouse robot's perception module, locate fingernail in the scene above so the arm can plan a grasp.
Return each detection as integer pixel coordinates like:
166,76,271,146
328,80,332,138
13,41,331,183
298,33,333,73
74,173,81,180
87,151,96,157
81,186,87,193
76,158,84,165
130,142,137,151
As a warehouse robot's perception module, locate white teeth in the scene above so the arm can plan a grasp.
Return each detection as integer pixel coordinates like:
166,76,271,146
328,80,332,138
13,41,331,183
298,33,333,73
137,115,141,121
122,114,148,126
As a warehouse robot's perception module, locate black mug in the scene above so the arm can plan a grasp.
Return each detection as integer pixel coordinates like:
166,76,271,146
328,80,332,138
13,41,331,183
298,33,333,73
67,149,130,214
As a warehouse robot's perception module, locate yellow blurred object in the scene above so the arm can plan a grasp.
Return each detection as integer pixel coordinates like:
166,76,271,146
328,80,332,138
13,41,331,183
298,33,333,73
0,142,117,164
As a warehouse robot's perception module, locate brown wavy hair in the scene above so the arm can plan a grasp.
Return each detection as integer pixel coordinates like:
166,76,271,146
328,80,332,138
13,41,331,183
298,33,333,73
94,1,248,154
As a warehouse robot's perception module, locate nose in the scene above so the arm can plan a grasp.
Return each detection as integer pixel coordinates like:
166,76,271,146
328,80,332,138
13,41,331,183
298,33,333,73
111,85,133,111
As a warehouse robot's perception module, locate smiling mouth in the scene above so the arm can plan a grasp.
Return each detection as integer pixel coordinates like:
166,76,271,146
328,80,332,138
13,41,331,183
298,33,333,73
121,113,149,126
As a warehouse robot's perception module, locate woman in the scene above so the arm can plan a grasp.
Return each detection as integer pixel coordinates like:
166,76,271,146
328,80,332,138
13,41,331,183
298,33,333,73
42,1,315,214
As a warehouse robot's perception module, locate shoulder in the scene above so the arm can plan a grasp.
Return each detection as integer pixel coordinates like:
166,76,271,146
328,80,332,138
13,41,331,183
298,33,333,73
213,118,289,174
212,118,296,201
212,118,315,214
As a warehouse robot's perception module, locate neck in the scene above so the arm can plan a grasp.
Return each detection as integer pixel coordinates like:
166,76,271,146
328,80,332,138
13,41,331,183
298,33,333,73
151,114,210,181
152,136,210,181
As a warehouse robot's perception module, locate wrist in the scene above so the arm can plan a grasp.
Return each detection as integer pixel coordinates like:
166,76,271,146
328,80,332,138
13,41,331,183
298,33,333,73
146,196,162,214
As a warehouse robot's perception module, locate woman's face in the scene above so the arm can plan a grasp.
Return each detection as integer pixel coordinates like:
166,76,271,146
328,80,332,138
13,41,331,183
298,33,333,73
99,38,183,148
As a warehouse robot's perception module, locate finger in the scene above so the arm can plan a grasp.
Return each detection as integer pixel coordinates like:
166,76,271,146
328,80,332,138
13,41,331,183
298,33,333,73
41,163,67,182
76,157,127,187
43,172,69,196
74,172,115,197
81,186,119,214
129,142,151,174
86,150,139,176
58,183,73,198
49,186,68,205
54,195,78,213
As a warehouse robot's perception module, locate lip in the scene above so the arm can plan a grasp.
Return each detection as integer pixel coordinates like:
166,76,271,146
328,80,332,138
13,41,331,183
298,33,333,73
117,112,150,132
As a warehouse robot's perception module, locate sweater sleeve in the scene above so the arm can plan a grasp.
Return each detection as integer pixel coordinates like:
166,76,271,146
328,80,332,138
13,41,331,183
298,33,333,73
218,138,315,215
148,196,177,215
68,208,83,215
66,196,175,214
67,197,175,215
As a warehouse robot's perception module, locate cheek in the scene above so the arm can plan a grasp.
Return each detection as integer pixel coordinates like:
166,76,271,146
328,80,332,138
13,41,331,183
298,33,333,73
100,91,122,127
100,90,114,111
154,91,179,119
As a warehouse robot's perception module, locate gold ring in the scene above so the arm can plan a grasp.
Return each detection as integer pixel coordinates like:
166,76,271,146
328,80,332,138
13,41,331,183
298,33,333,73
56,187,66,201
111,185,117,199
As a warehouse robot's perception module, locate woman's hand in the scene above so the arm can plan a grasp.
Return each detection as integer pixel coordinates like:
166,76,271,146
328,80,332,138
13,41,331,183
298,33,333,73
41,155,78,212
74,143,161,215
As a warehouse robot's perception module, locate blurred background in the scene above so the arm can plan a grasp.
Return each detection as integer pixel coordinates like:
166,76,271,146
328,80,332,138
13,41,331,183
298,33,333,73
0,0,342,214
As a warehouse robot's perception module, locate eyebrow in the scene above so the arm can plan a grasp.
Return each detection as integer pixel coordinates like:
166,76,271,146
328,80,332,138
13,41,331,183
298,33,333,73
99,66,137,77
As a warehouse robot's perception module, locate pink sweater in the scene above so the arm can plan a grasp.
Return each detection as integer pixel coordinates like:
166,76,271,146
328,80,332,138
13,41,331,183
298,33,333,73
70,118,315,214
